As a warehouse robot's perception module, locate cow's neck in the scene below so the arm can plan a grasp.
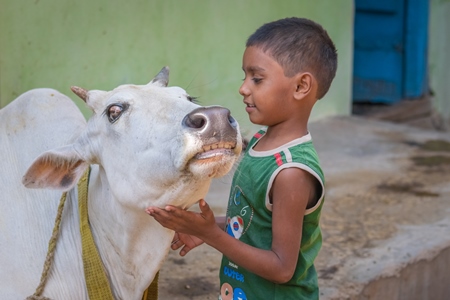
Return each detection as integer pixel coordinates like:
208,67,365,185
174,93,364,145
86,165,174,300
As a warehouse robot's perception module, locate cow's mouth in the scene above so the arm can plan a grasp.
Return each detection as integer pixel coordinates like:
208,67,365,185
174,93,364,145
195,142,236,160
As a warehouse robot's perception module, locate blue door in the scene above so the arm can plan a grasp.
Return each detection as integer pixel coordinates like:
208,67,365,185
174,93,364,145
353,0,429,104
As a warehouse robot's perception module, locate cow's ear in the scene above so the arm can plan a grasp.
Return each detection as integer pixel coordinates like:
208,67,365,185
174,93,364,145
22,145,89,191
149,66,169,87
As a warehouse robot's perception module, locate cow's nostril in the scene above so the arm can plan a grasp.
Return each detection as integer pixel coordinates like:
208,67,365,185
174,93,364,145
183,113,206,129
228,115,237,128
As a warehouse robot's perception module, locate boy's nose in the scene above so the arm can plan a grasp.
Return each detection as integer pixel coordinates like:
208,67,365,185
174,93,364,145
239,82,249,96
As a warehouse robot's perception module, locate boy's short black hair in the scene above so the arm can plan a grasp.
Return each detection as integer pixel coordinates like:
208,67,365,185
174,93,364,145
246,17,338,99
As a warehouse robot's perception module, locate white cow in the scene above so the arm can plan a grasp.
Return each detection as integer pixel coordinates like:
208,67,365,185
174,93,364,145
0,67,242,299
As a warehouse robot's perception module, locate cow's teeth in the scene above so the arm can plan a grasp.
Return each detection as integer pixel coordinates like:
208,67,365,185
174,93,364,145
201,142,235,152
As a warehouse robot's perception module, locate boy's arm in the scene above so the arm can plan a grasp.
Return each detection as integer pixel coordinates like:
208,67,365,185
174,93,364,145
147,167,317,284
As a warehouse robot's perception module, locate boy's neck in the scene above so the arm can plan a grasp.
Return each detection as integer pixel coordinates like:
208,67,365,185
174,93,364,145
253,122,308,151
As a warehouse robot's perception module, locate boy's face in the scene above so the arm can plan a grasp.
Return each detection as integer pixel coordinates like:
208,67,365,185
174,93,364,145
239,46,298,126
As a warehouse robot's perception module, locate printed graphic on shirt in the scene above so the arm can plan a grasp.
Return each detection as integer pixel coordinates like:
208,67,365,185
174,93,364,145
226,215,244,239
220,282,248,300
223,265,244,282
232,185,244,206
226,185,254,239
220,282,233,300
234,288,247,300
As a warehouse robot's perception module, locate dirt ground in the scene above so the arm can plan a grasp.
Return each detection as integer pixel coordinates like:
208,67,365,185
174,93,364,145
157,116,450,300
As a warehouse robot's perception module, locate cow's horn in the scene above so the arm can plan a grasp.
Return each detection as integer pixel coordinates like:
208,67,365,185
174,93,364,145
71,86,88,102
149,66,170,87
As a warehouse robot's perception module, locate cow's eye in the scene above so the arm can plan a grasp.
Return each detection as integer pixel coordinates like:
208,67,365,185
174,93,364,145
187,96,198,103
106,103,128,123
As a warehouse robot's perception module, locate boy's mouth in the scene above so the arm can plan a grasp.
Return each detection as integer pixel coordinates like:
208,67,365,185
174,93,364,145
245,103,256,114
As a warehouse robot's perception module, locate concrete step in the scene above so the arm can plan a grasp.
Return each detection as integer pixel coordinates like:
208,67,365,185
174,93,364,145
311,116,450,300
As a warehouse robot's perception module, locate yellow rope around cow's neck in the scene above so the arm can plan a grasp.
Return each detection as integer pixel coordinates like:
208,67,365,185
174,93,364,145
79,168,159,300
26,167,158,300
142,271,159,300
78,167,115,300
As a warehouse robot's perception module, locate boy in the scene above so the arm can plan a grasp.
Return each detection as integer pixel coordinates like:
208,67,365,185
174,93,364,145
146,17,337,299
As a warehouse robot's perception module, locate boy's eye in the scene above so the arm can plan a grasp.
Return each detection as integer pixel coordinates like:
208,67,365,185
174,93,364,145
252,78,262,84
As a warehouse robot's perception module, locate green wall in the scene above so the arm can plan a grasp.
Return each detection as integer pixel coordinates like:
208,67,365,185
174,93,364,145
429,0,450,128
0,0,354,138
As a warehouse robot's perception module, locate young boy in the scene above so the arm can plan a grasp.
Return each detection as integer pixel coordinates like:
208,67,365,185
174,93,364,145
146,17,337,299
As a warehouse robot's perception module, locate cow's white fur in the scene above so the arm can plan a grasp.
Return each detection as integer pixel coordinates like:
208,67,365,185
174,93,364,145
0,71,241,299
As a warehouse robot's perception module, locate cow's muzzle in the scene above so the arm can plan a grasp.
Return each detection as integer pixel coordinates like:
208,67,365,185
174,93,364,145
182,105,238,151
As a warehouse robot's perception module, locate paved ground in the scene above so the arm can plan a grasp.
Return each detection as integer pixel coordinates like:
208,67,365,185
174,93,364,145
158,116,450,299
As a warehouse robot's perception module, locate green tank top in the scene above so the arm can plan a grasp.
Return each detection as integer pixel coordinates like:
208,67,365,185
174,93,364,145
219,129,325,300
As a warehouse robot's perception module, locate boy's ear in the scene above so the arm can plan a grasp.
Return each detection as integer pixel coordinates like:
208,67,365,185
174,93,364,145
294,72,314,100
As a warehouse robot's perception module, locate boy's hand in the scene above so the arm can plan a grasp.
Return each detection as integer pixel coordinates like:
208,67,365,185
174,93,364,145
146,199,217,246
171,232,204,256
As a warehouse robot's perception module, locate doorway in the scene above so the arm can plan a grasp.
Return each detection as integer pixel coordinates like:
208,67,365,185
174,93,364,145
352,0,429,105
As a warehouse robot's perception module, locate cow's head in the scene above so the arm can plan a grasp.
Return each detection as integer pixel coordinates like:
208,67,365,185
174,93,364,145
22,67,242,208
